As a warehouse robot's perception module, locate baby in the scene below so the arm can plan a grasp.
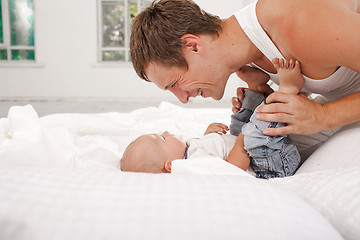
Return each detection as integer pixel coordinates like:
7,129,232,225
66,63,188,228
120,122,243,173
121,59,304,178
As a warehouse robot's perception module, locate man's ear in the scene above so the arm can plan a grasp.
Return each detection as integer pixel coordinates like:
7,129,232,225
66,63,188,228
180,34,204,54
164,160,172,173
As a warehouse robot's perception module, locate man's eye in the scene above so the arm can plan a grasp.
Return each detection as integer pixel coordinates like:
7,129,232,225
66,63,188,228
171,81,178,88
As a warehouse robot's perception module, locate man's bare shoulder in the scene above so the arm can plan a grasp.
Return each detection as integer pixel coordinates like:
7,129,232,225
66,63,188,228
256,0,318,38
256,0,308,57
257,0,360,67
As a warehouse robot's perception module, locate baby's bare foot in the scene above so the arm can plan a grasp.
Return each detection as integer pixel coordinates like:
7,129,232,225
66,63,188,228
272,58,304,95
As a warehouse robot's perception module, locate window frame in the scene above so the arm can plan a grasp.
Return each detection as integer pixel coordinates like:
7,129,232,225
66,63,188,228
0,0,10,59
97,0,148,63
0,0,36,63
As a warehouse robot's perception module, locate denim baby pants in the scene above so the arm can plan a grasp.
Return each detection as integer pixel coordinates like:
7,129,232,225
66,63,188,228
230,89,301,179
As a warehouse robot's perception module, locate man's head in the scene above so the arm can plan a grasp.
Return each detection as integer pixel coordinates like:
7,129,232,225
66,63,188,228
130,0,230,103
121,131,187,173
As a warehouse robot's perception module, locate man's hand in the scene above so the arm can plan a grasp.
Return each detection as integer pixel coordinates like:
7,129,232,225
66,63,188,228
232,84,274,113
204,123,229,135
256,92,328,135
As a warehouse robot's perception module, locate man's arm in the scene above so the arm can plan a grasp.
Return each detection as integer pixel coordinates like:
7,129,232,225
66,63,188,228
226,133,250,170
253,0,360,135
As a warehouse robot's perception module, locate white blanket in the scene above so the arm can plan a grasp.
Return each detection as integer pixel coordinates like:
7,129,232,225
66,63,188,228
0,103,359,240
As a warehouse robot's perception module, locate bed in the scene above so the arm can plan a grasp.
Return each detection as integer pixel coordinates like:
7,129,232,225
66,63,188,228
0,102,359,240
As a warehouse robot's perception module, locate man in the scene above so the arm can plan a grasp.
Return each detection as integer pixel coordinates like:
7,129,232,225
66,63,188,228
130,0,360,158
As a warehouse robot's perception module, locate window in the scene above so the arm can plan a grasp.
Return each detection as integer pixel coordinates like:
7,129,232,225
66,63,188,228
0,0,35,61
98,0,151,62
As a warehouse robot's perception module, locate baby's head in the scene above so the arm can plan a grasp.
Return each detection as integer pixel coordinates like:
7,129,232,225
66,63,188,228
121,131,187,173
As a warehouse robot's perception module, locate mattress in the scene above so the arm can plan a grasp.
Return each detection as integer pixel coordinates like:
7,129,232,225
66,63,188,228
0,102,359,240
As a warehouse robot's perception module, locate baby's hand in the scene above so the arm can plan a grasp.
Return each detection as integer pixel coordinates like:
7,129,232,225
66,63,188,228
204,123,229,135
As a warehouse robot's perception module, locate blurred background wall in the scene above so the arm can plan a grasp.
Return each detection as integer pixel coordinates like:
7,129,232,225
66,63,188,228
0,0,254,116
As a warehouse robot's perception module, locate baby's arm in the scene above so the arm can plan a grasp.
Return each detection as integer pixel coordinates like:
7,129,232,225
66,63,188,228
226,133,250,171
205,123,250,170
204,123,229,135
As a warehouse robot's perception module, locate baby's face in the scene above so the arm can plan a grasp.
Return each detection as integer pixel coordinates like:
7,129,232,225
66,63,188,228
150,131,187,161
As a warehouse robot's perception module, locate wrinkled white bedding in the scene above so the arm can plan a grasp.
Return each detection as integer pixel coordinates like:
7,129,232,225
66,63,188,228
0,102,359,240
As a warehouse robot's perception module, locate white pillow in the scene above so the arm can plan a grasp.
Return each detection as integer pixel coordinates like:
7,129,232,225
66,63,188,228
297,121,360,173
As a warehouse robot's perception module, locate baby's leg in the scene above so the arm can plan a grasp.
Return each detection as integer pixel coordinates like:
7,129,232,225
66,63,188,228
236,65,270,92
226,133,251,171
272,58,304,95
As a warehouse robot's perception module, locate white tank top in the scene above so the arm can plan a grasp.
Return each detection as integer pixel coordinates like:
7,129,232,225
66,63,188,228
234,1,360,102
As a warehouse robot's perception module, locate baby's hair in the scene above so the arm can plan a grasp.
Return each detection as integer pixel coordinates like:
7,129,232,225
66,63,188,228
120,140,136,171
120,135,167,173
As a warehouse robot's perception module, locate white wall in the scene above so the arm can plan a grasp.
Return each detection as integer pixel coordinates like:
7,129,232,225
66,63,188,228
0,0,253,104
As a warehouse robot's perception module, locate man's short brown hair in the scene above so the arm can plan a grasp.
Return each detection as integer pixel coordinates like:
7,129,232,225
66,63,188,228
130,0,222,81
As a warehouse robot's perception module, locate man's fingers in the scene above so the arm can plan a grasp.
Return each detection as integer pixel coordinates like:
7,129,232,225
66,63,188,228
256,112,291,123
236,87,245,100
265,92,297,104
232,107,239,114
262,125,293,136
232,97,241,113
256,103,293,115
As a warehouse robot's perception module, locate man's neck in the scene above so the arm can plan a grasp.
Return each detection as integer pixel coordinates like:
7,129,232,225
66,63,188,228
218,16,264,72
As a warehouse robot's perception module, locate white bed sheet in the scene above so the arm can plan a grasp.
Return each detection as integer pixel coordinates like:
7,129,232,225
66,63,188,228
0,102,359,240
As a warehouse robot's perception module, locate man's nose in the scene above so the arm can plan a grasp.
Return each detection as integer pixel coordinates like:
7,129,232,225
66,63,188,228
169,88,189,104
